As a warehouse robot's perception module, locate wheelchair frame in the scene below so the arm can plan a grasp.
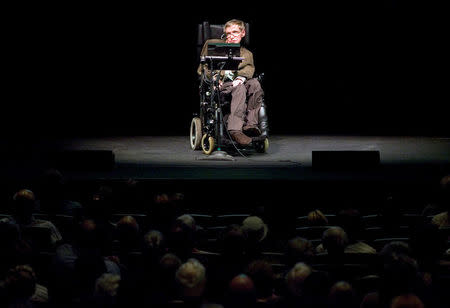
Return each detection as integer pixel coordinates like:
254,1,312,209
190,56,269,155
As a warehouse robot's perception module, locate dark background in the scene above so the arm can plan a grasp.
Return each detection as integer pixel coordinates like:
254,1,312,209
4,2,447,138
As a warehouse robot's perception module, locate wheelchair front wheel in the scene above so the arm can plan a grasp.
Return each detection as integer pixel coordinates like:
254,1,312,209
201,134,215,155
190,117,202,150
255,138,269,153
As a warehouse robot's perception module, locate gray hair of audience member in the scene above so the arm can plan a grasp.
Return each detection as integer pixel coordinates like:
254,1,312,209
176,214,196,231
242,216,268,242
175,258,206,297
322,226,349,255
285,262,312,297
95,273,121,297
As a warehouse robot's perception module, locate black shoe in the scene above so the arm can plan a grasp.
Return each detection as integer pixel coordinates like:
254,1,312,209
243,125,261,137
229,131,252,145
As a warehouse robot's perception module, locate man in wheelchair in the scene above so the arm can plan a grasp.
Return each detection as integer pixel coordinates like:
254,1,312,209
197,19,265,146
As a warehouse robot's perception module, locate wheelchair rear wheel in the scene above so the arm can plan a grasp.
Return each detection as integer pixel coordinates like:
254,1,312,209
190,117,202,150
201,134,215,155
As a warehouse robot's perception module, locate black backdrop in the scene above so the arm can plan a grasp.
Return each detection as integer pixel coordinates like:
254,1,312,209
4,2,447,137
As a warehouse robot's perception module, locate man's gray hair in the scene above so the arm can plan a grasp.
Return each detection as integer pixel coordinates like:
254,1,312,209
95,273,121,297
175,258,206,289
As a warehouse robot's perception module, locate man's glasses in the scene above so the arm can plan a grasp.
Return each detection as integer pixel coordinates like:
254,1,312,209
223,30,242,38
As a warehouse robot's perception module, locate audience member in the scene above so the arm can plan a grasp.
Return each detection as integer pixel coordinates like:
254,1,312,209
142,252,182,306
50,218,120,305
377,245,433,308
115,215,140,261
149,192,184,234
208,224,248,303
285,236,315,267
166,214,200,261
307,209,329,226
336,208,376,253
316,226,348,256
0,264,48,307
1,189,63,247
225,274,256,308
328,281,358,308
173,258,208,307
431,175,450,228
245,259,280,306
92,273,121,308
282,262,312,307
35,168,83,217
390,293,424,308
242,216,269,260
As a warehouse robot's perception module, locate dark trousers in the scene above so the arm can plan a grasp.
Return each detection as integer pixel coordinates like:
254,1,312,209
220,78,264,131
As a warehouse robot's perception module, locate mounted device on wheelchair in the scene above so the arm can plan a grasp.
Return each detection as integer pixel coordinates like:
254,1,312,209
190,39,269,156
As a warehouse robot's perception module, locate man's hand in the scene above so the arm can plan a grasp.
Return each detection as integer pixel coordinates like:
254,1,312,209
232,78,244,87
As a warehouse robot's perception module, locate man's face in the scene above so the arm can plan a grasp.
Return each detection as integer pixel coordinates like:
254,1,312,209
225,24,245,44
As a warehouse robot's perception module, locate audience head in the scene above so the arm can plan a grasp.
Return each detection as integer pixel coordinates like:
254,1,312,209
439,174,450,210
167,215,196,260
175,258,206,298
116,215,140,251
3,265,36,301
94,273,121,306
158,253,182,293
245,259,275,299
220,224,246,258
88,184,114,222
242,216,268,243
227,274,256,308
379,241,411,261
176,214,196,232
74,219,107,253
322,226,348,255
382,252,419,299
143,229,166,258
285,262,312,297
151,192,183,234
11,189,35,224
390,293,424,308
307,209,328,226
337,208,363,242
328,281,357,308
285,236,315,266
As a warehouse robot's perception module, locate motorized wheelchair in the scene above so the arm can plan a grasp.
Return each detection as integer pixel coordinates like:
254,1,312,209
190,21,269,156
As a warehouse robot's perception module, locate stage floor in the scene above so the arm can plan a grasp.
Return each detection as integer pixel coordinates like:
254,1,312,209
3,135,450,182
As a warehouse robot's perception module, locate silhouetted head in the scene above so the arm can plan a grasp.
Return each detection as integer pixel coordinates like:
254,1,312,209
175,258,206,298
11,189,36,224
322,226,348,255
227,274,256,308
285,262,312,297
328,281,357,308
285,237,315,266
